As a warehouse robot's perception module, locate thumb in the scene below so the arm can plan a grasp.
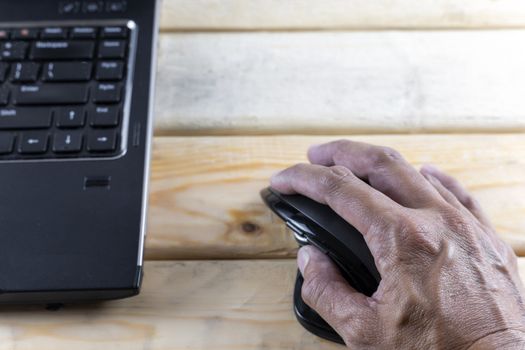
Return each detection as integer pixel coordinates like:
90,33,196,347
298,245,376,344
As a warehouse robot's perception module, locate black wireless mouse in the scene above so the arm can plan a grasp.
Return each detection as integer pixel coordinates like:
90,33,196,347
260,187,381,344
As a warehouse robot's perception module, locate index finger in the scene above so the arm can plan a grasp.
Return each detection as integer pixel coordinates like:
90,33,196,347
308,140,442,209
271,163,404,263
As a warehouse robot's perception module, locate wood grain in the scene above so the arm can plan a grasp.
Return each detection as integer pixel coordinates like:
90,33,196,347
145,135,525,260
155,31,525,135
160,0,525,31
0,260,340,350
2,258,525,350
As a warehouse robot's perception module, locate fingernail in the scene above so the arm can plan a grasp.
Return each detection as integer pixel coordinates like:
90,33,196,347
297,248,310,275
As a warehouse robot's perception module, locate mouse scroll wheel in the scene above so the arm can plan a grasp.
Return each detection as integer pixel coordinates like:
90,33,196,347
286,220,309,244
286,214,315,244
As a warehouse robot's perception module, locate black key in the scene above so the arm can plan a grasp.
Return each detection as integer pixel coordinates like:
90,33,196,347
70,27,97,39
98,40,126,58
53,131,83,153
107,1,127,12
1,42,28,61
59,1,80,14
0,62,8,81
57,107,85,128
13,84,88,105
87,130,117,152
42,61,92,81
0,87,9,105
101,27,127,39
31,41,94,60
19,132,48,154
41,27,68,39
96,61,124,80
0,107,52,129
0,29,9,40
0,133,14,154
89,106,119,127
12,28,39,40
83,1,102,13
10,62,40,82
93,83,122,103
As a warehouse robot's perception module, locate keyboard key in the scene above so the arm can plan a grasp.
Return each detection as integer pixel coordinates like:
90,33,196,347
31,41,94,60
41,27,68,39
12,28,39,40
107,1,127,13
10,62,40,82
19,132,48,154
98,40,125,58
96,61,123,80
83,1,103,13
0,23,131,160
42,61,92,81
101,27,127,39
0,30,9,40
0,133,14,154
13,84,89,105
89,106,119,127
57,107,85,128
0,62,8,81
53,131,83,153
0,107,52,129
87,130,117,152
1,41,28,61
71,27,97,39
59,1,80,14
0,87,9,105
93,83,122,103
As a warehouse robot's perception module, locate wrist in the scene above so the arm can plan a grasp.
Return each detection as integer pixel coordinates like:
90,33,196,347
468,329,525,350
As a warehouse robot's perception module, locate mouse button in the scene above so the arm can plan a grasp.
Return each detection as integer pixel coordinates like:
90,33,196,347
271,201,296,221
306,236,329,255
327,252,353,278
328,252,371,293
288,214,313,232
286,221,309,245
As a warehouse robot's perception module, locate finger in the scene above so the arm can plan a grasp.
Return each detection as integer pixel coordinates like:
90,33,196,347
421,172,465,210
271,163,403,260
308,140,442,209
298,245,377,345
420,164,493,228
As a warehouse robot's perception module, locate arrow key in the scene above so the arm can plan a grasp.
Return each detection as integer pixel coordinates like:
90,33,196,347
53,131,83,153
19,132,48,154
57,107,85,128
87,130,117,152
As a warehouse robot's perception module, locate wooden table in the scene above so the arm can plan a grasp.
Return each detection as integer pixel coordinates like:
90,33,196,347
3,1,525,348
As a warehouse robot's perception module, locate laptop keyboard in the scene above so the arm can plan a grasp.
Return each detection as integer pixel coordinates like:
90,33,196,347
0,23,134,160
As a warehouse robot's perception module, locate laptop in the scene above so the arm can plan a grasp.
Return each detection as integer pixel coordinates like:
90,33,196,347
0,0,159,303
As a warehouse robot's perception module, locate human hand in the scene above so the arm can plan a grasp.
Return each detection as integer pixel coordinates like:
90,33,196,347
271,140,525,349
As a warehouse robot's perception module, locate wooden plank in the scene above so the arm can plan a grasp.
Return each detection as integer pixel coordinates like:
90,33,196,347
155,31,525,135
3,259,525,350
160,0,525,31
145,134,525,260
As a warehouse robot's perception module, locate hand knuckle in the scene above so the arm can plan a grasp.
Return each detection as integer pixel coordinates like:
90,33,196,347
396,214,441,257
461,195,478,210
319,166,350,197
440,209,475,237
343,321,376,347
371,146,403,167
333,139,352,150
291,162,309,173
301,273,324,306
